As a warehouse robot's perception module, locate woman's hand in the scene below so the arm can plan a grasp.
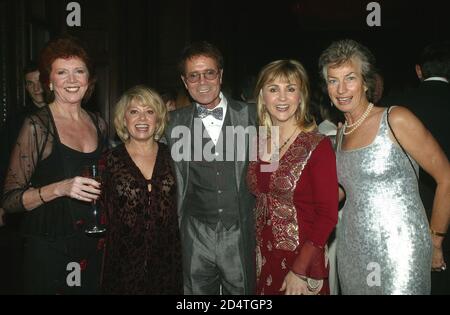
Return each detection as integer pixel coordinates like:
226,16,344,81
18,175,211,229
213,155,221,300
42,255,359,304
56,176,101,202
280,271,309,295
431,236,447,272
22,176,101,211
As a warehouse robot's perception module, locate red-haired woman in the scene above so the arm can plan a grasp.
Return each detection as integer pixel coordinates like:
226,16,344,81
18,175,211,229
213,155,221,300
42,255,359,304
2,36,108,294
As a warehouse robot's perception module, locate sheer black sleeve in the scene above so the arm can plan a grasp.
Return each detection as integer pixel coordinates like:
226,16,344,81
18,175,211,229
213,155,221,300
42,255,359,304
2,111,54,213
92,112,109,152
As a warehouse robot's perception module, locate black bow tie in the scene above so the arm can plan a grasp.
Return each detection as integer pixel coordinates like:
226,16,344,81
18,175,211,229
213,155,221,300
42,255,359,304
197,106,224,120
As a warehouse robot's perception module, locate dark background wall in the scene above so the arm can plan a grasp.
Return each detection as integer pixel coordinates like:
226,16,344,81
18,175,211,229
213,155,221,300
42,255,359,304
1,0,449,135
0,0,192,138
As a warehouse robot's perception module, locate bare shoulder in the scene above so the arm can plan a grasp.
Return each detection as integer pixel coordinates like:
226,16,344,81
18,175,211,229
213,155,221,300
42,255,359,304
387,106,417,122
386,106,429,142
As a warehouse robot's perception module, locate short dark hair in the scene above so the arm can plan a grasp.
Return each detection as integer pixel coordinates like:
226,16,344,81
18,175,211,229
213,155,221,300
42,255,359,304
178,41,224,75
24,61,39,76
240,74,257,101
160,89,177,104
38,35,96,103
419,41,450,79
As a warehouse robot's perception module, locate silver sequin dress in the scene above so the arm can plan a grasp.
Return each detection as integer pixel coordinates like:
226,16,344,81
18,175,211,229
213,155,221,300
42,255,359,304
336,108,432,295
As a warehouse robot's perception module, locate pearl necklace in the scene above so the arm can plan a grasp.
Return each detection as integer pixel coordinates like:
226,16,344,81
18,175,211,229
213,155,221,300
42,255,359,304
343,103,374,135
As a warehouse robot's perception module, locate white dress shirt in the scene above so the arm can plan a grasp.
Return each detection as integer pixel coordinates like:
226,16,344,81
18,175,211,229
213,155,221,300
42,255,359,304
424,76,449,83
196,92,228,145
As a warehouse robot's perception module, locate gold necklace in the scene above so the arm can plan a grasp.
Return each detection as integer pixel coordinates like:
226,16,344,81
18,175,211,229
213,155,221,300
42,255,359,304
266,126,299,162
343,103,374,135
278,126,299,151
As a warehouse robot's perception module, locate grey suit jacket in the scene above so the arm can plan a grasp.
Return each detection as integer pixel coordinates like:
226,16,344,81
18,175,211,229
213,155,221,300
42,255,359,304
164,96,257,294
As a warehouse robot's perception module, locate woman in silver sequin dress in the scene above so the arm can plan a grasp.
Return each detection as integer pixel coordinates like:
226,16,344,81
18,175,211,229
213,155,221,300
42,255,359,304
318,39,450,295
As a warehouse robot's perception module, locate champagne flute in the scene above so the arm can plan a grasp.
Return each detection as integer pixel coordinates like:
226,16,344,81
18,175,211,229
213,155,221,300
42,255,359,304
82,164,106,235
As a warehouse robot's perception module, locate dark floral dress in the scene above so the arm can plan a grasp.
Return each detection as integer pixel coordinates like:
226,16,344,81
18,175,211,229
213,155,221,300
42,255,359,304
101,143,183,294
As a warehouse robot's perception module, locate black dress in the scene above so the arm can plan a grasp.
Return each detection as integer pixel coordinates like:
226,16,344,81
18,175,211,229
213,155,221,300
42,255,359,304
101,143,183,294
2,106,108,294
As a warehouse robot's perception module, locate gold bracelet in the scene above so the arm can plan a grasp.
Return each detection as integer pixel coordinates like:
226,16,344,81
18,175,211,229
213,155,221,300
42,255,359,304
38,188,46,204
430,228,446,237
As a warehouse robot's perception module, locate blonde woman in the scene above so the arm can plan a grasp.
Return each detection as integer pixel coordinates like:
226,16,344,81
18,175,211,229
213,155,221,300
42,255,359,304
101,85,182,294
247,60,338,295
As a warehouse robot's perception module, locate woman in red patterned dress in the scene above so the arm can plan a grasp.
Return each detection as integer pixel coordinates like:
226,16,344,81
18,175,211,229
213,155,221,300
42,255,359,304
247,60,338,295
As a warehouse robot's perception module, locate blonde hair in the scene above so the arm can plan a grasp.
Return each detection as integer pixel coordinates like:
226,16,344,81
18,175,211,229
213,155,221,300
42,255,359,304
255,59,316,135
114,85,167,142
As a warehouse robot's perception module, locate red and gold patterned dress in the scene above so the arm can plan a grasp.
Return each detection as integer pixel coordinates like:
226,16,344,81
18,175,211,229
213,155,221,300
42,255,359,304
247,131,338,295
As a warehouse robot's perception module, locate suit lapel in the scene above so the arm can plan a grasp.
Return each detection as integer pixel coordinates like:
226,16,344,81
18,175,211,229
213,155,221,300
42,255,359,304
228,100,248,191
170,104,195,201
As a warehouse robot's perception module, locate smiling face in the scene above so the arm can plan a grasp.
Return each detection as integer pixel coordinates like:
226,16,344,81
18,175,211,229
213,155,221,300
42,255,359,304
50,57,89,106
182,55,223,109
124,99,157,143
262,77,301,127
326,59,368,114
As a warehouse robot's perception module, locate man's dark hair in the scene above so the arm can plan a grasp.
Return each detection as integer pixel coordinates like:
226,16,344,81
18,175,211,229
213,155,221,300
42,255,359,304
419,41,450,79
178,41,224,75
240,74,257,102
23,61,39,76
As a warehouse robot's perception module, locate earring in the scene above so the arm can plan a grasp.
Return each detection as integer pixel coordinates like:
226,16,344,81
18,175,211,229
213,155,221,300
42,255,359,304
49,83,53,91
330,101,334,107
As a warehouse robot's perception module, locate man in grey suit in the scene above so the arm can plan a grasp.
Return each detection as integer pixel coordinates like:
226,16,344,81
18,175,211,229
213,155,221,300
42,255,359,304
164,41,256,295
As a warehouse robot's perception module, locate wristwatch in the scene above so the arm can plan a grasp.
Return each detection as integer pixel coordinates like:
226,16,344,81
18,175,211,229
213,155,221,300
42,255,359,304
294,272,322,292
